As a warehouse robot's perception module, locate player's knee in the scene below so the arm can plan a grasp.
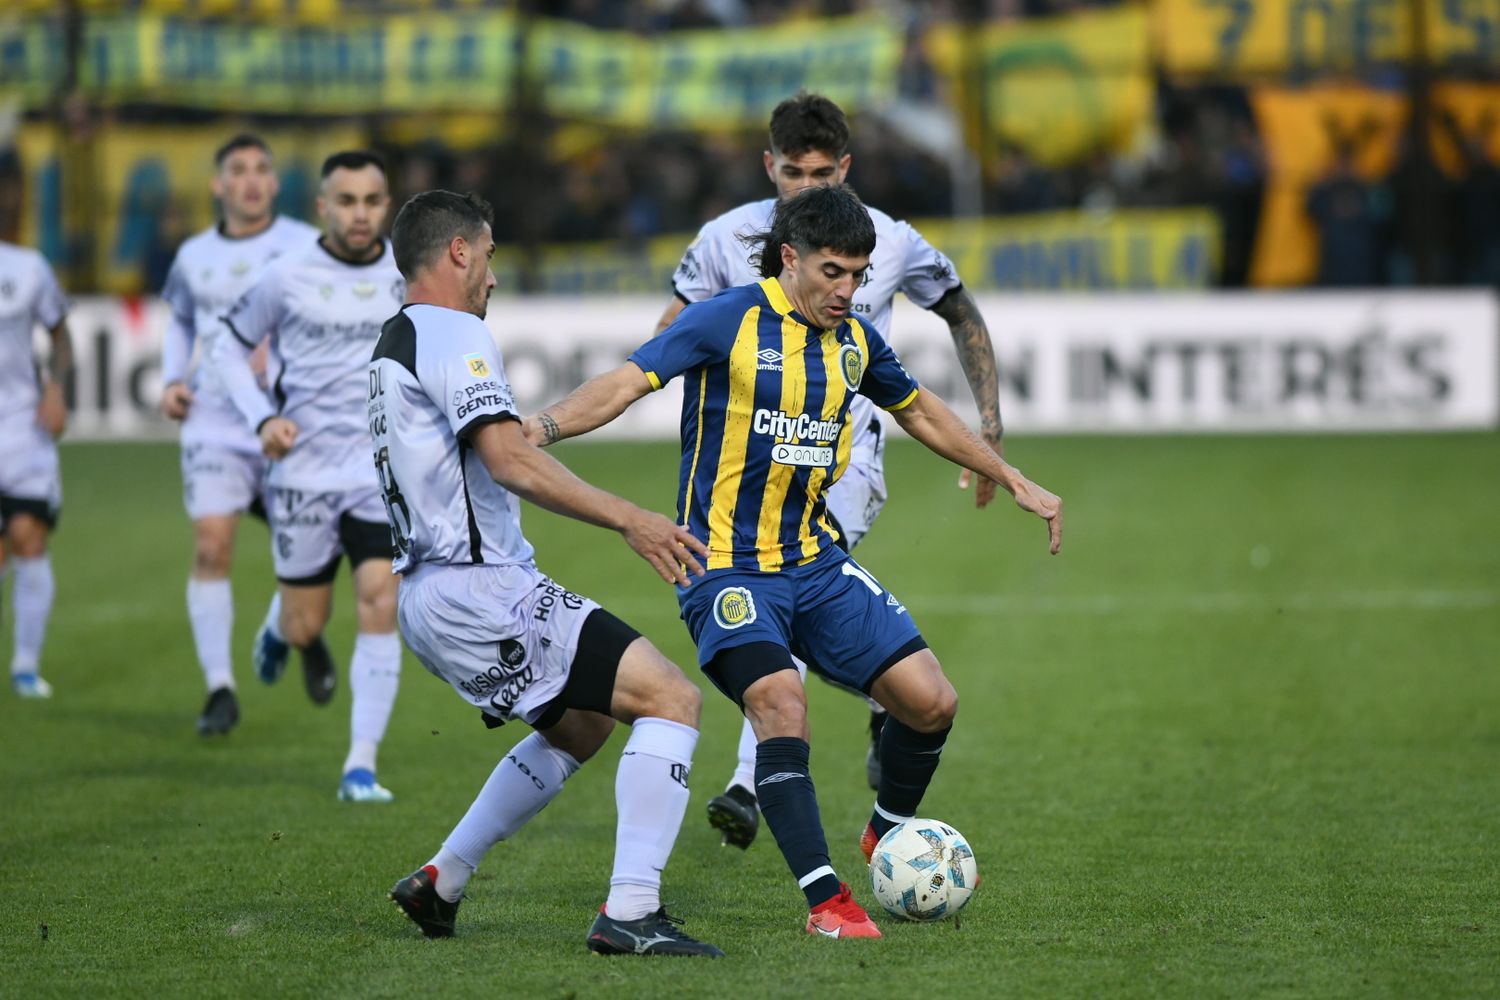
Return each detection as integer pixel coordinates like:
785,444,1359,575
4,517,48,558
742,675,808,738
644,671,701,728
280,609,324,648
911,684,958,733
192,536,233,576
355,589,397,631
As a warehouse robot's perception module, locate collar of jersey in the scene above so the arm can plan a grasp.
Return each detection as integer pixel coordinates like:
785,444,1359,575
758,276,837,336
317,236,389,268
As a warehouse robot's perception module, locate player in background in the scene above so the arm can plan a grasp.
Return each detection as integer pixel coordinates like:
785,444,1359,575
657,92,1006,848
211,151,405,802
376,191,721,956
528,184,1061,938
157,134,320,736
0,238,72,699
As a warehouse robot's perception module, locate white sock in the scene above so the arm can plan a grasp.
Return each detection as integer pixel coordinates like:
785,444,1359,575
341,632,401,775
434,732,581,902
424,847,476,904
10,555,54,675
606,717,698,921
263,590,283,639
187,578,235,691
731,717,757,793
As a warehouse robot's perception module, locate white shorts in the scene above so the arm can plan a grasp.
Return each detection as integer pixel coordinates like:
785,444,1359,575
268,485,390,584
0,428,62,529
824,414,887,550
397,562,603,727
181,442,268,520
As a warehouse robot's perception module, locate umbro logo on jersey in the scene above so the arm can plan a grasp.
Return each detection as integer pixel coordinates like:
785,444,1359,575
756,348,783,372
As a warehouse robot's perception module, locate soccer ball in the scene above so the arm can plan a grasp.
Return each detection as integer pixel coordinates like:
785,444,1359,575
869,819,978,922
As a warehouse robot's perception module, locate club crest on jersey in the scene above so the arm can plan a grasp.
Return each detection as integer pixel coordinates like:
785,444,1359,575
464,353,491,378
353,281,377,300
713,587,756,630
839,343,864,390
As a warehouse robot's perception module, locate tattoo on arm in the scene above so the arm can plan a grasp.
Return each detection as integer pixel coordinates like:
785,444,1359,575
931,289,1003,442
539,413,561,447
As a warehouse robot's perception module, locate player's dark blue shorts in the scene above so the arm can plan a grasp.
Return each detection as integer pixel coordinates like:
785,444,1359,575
677,546,926,697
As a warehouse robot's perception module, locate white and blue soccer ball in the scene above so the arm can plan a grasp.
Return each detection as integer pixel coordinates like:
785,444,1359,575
869,819,978,922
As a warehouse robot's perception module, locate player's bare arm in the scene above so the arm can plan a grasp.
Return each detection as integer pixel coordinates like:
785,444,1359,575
653,297,687,336
472,418,706,584
890,387,1062,555
930,287,1004,508
38,319,74,439
523,363,654,448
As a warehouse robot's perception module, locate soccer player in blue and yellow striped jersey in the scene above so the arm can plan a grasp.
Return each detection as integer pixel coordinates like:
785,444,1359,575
528,185,1063,939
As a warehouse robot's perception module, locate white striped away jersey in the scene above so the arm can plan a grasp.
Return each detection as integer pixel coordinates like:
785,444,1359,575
368,303,535,574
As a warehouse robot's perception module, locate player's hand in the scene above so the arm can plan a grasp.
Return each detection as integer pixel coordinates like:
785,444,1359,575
160,380,194,421
1005,472,1062,555
956,468,999,509
621,510,709,585
37,382,67,439
259,416,298,459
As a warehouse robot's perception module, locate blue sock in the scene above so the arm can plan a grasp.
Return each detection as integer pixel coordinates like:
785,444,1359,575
755,736,840,908
871,718,951,840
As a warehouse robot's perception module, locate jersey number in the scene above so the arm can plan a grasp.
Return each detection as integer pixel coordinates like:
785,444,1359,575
374,446,412,557
841,561,883,595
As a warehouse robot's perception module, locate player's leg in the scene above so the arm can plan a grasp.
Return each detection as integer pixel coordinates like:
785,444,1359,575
395,709,609,936
188,513,241,733
3,507,55,699
719,647,879,939
338,530,401,803
822,451,891,791
180,442,264,733
390,570,717,953
265,488,340,702
862,649,957,861
585,626,709,941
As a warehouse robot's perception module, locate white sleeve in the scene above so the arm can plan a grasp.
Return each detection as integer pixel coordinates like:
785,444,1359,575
208,271,283,430
670,220,734,303
894,219,963,309
159,255,195,385
32,255,69,330
421,317,520,440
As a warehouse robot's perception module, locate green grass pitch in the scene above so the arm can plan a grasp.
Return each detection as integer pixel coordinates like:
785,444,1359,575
2,435,1497,998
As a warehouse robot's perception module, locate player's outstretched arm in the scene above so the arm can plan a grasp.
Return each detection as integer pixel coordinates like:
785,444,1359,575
890,387,1062,555
523,363,654,448
931,288,1005,508
473,419,707,584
